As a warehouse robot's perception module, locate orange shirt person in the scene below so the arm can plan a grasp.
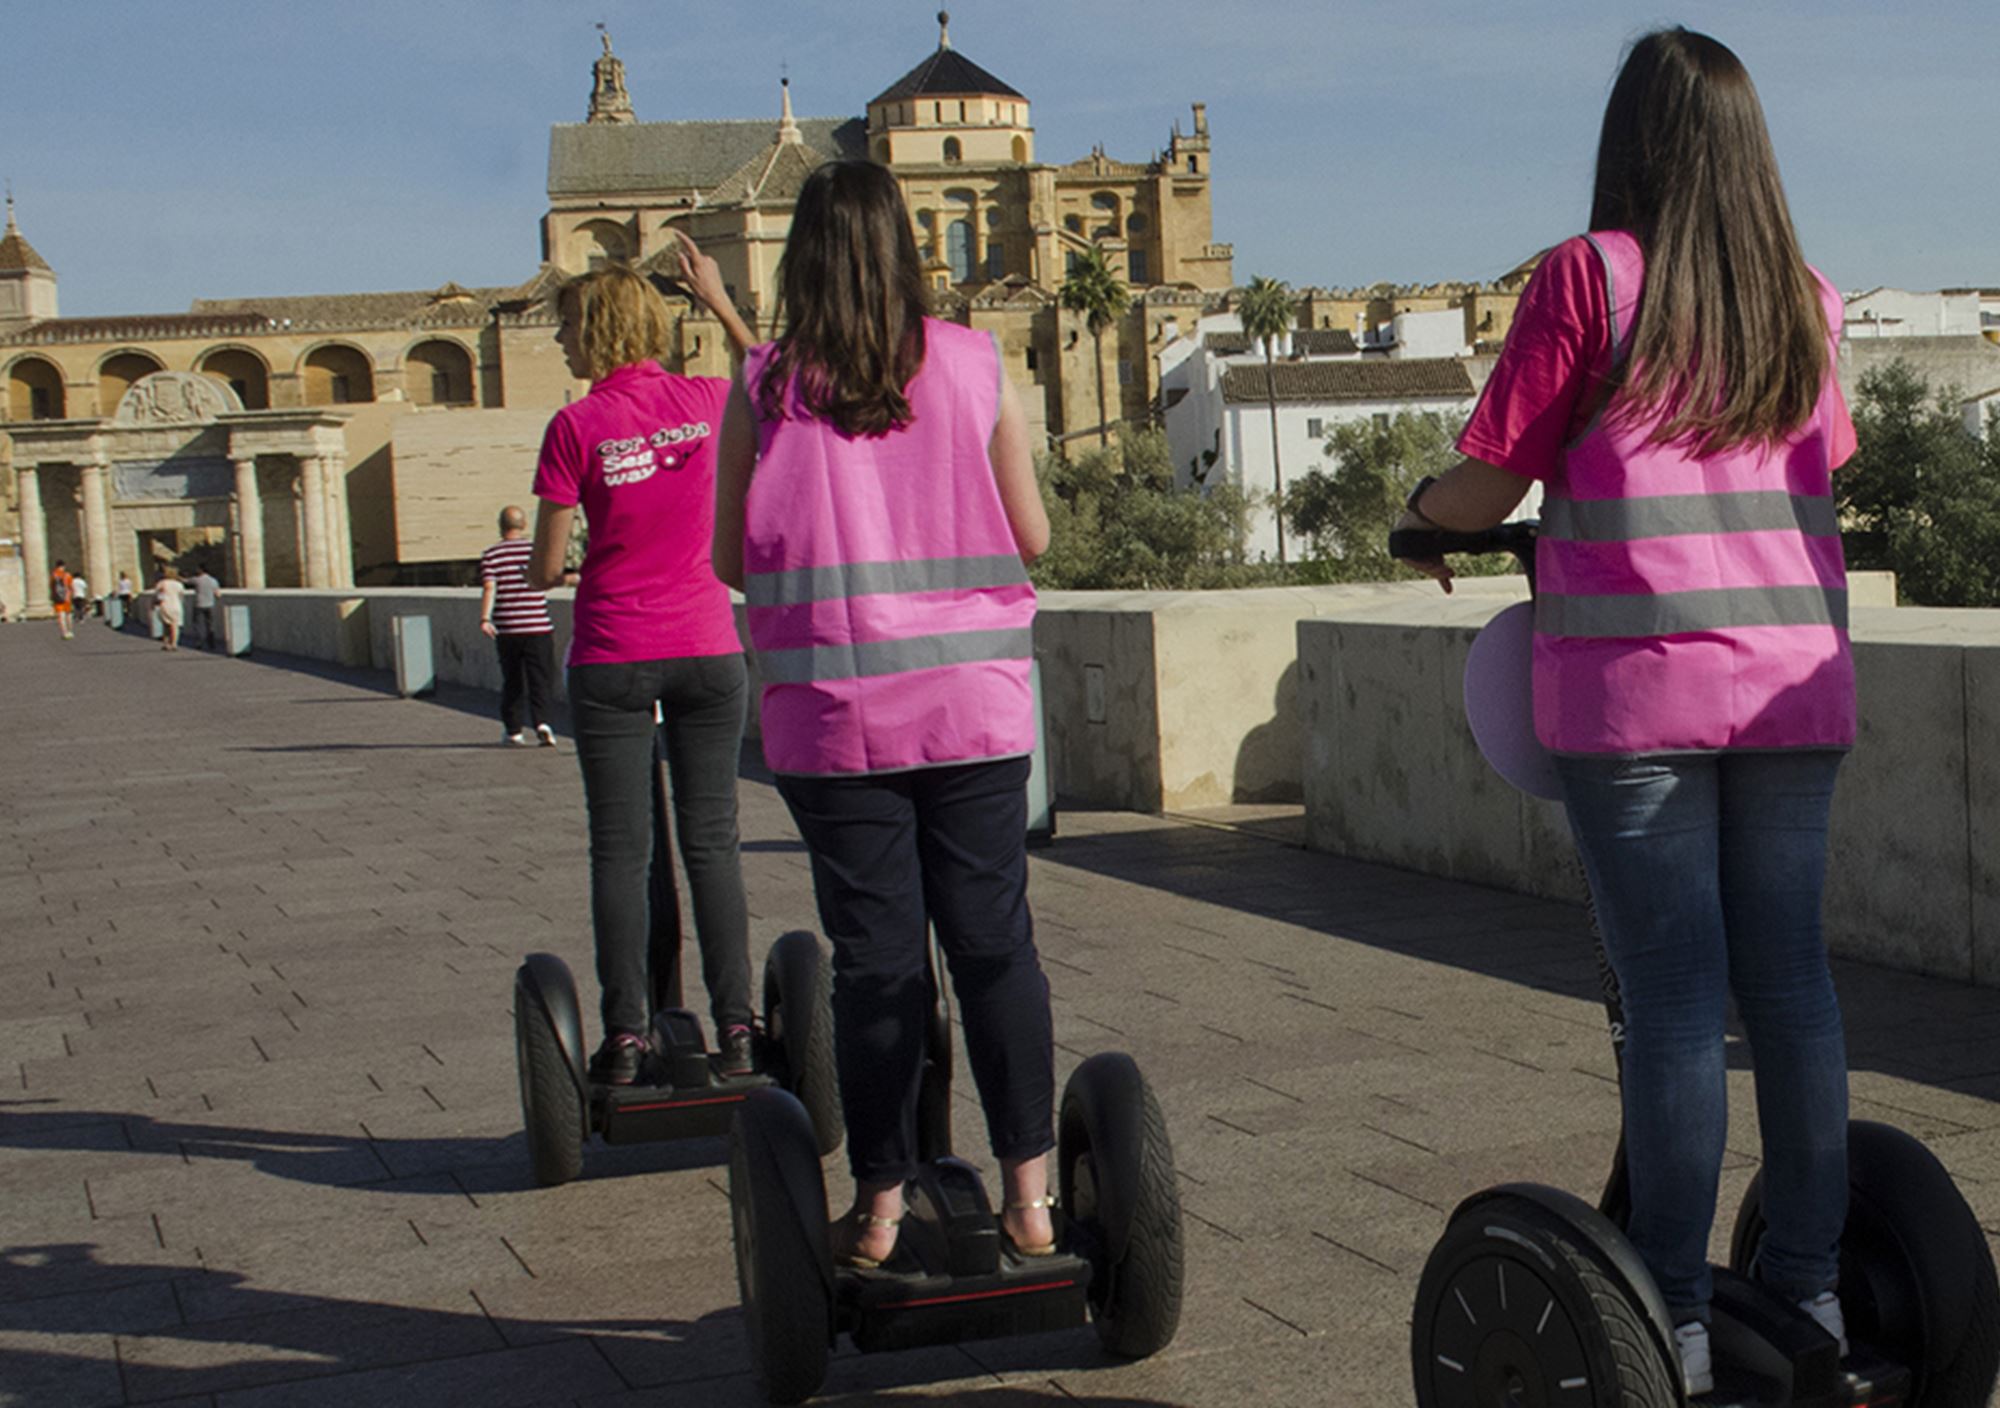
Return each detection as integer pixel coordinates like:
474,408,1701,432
49,560,75,640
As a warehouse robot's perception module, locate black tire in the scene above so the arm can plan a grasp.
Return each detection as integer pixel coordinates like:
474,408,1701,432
1413,1193,1679,1408
730,1089,833,1405
1729,1120,2000,1408
1058,1052,1184,1358
514,977,583,1188
764,931,843,1157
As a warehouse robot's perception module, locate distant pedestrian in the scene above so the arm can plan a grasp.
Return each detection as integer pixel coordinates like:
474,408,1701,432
479,505,562,746
117,571,133,612
189,567,221,649
71,573,89,619
153,566,186,652
49,560,74,640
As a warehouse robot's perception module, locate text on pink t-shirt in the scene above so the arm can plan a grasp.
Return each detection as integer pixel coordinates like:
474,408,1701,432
532,362,743,666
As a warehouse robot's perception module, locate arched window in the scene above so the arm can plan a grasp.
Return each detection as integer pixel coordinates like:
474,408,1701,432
1064,213,1083,234
302,344,374,405
1091,191,1121,239
575,218,631,271
1011,135,1028,163
98,352,164,415
874,138,890,163
1126,213,1149,236
199,347,270,410
946,221,973,283
6,355,65,421
942,137,962,163
406,339,474,406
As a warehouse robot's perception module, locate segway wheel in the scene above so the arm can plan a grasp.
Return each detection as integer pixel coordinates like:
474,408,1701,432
1729,1120,2000,1408
1058,1052,1184,1358
763,931,844,1157
514,974,583,1188
730,1089,833,1405
1412,1192,1679,1408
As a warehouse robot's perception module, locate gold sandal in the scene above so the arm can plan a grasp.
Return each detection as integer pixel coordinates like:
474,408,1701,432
837,1207,904,1270
1003,1193,1058,1257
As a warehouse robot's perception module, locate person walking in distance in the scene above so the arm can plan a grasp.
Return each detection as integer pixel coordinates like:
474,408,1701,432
153,566,187,652
49,560,74,639
480,505,564,747
188,566,221,650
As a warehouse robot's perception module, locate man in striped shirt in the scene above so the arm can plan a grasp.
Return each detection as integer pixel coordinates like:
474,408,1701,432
480,505,564,746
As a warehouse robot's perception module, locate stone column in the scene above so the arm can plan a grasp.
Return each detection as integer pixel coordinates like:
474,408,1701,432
17,466,50,616
80,460,114,601
299,455,330,588
233,457,266,589
322,455,353,588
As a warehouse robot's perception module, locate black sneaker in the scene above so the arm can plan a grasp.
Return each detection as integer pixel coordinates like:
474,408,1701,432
718,1024,756,1077
589,1031,648,1086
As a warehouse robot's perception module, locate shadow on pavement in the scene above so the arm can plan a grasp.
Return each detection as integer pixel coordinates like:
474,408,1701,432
0,1103,734,1191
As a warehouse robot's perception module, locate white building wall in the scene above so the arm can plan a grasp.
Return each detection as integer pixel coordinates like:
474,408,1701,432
1844,288,1983,339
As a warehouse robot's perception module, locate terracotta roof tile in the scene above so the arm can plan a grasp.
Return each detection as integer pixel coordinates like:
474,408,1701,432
548,118,866,197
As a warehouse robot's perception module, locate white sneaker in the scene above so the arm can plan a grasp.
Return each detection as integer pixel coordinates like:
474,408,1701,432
1675,1321,1714,1396
505,729,533,746
1798,1291,1849,1357
535,723,558,747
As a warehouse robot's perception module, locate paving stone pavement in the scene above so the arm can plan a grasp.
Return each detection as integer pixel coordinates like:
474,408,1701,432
2,619,1997,1408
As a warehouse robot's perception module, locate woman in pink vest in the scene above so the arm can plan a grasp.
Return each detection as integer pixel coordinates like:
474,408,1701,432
1394,30,1855,1394
528,240,760,1086
713,160,1055,1268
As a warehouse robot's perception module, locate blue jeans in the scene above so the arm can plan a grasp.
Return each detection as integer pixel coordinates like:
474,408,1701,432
1554,750,1849,1322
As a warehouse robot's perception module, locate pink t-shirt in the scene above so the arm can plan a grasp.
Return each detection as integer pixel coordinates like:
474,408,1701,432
1457,234,1857,477
532,362,743,666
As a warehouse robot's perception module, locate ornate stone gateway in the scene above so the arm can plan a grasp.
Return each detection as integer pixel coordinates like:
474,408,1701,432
6,370,353,615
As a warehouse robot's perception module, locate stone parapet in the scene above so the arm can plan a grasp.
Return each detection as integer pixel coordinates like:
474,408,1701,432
1298,596,1999,987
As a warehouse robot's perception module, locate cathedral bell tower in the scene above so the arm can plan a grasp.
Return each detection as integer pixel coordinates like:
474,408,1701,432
0,194,59,332
587,29,636,125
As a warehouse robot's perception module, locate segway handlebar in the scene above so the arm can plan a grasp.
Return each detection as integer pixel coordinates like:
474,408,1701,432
1387,520,1539,562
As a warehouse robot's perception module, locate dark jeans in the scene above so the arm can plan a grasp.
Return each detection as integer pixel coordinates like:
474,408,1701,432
778,755,1054,1185
191,605,218,649
568,653,753,1038
1555,750,1849,1322
496,631,557,733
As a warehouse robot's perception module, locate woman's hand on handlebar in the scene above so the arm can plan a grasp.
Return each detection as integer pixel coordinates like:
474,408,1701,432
1393,508,1455,594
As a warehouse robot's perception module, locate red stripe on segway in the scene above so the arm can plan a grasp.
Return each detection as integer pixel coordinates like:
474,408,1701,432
617,1095,749,1113
882,1280,1078,1310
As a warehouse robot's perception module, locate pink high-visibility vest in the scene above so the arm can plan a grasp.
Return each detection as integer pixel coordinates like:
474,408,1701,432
1534,231,1856,754
742,318,1037,776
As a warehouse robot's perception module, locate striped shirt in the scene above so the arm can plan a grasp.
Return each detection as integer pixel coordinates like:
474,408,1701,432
480,538,554,635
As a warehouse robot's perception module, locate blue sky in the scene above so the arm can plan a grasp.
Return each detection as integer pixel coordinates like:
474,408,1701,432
5,1,1992,316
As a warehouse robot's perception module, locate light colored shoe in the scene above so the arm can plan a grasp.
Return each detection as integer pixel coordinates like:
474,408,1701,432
1798,1291,1849,1357
1675,1321,1714,1397
505,730,533,746
535,723,558,747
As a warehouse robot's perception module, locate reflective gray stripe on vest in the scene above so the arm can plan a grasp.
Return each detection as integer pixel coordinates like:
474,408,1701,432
759,625,1034,684
1538,585,1848,638
745,554,1030,608
1540,491,1841,542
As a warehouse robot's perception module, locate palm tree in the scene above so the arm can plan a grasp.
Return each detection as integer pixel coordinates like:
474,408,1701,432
1237,275,1296,565
1059,245,1130,447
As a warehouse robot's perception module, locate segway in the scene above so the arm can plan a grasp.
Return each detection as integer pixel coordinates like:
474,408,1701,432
727,943,1186,1404
1392,523,2000,1407
513,739,842,1187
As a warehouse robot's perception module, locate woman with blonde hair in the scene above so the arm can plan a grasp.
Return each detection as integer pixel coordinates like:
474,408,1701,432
153,566,186,652
527,233,760,1084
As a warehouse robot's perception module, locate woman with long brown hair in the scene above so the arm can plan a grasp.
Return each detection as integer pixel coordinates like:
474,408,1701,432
1394,30,1856,1394
713,159,1055,1268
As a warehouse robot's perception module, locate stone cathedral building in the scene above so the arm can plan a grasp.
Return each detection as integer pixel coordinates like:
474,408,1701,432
0,15,1243,610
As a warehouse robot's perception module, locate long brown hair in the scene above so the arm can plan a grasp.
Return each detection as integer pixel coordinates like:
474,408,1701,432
758,160,929,437
1591,28,1828,454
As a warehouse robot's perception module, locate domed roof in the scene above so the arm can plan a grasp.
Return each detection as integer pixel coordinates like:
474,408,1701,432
871,12,1023,105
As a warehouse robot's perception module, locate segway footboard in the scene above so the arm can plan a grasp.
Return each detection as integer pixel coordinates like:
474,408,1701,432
844,1254,1093,1353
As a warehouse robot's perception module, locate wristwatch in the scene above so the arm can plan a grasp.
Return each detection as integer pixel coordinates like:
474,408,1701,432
1406,475,1440,521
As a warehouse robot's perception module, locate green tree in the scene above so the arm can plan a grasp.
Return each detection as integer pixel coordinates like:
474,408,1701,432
1840,360,2000,606
1237,276,1296,565
1058,245,1130,447
1032,428,1266,590
1285,411,1477,583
